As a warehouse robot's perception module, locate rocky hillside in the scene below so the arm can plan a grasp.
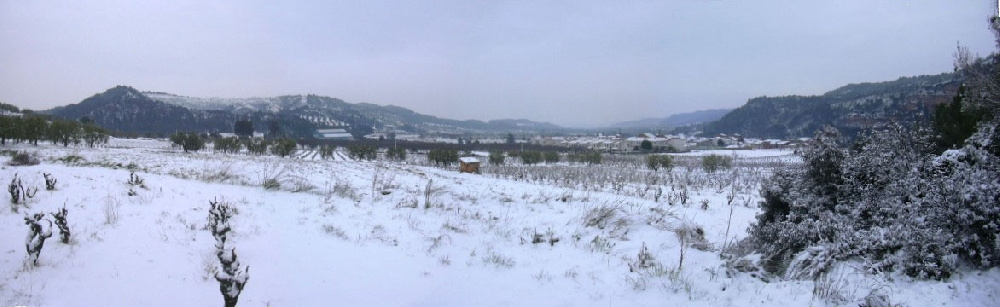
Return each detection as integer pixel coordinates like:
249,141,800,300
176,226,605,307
702,73,961,138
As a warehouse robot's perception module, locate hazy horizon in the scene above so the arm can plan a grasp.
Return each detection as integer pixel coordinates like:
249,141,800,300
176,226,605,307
1,1,996,127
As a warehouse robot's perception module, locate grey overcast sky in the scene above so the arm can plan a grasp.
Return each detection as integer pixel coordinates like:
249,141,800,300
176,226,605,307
1,1,996,127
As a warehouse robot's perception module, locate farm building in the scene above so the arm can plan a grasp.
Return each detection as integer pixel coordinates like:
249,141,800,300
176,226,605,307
459,157,481,174
313,128,353,141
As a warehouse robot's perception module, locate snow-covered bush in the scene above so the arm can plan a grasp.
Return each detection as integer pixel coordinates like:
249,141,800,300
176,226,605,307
628,242,657,272
674,221,711,252
8,173,37,211
7,151,40,166
24,213,53,266
748,123,1000,279
43,173,57,191
207,199,249,306
582,204,621,230
51,206,71,244
215,247,249,307
208,199,237,247
126,172,145,188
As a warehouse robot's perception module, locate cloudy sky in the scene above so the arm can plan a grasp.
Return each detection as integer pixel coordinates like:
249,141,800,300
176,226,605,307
1,1,996,127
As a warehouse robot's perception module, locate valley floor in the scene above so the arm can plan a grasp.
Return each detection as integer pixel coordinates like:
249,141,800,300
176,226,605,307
0,139,997,306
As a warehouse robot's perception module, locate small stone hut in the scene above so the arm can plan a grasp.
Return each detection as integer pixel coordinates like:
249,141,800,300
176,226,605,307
459,157,481,174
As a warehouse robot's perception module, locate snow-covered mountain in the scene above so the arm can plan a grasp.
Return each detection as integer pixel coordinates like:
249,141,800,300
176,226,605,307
44,86,564,138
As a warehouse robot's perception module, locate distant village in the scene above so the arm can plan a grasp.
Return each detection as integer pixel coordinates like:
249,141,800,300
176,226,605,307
344,126,806,153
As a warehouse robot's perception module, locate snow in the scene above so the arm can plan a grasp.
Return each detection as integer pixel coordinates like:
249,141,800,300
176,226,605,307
0,139,996,306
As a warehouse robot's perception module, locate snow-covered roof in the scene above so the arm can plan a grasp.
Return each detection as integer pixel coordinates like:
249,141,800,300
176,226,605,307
459,157,480,163
316,128,348,134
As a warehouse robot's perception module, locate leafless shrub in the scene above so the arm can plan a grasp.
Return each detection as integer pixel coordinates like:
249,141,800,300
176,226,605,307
482,252,516,268
582,204,621,230
646,206,676,230
199,163,237,183
427,234,452,253
287,175,316,193
423,179,445,209
588,235,616,254
628,242,657,272
812,271,852,305
328,179,360,202
7,151,40,166
322,224,349,240
258,162,288,190
674,220,712,252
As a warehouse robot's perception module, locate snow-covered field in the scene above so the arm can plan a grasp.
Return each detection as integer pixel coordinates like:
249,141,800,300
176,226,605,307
1,139,997,306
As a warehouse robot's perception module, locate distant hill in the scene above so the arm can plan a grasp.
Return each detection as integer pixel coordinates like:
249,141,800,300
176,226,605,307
44,86,564,138
611,109,732,129
702,73,961,139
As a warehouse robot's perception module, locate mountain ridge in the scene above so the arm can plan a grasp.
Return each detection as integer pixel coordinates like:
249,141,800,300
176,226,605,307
44,86,566,138
702,72,961,139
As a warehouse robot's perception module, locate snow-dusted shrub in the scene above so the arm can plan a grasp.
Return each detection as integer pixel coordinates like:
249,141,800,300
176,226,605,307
582,204,621,230
43,173,57,190
51,206,71,244
215,247,249,307
482,251,515,268
674,221,711,252
208,199,237,247
784,245,837,280
24,213,53,266
262,178,280,190
126,172,145,188
8,173,37,211
258,162,288,191
628,242,657,272
749,127,848,274
328,179,360,202
812,271,851,305
749,123,1000,279
7,151,40,166
207,199,249,306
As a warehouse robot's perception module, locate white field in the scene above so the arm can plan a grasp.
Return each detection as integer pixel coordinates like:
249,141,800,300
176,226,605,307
1,139,997,306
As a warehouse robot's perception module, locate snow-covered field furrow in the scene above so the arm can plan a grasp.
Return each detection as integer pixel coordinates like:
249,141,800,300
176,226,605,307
0,139,997,306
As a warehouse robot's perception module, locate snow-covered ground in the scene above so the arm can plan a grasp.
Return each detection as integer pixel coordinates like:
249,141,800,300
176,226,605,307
1,139,997,306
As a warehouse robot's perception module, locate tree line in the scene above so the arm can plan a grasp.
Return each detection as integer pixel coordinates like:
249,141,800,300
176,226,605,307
0,115,109,147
